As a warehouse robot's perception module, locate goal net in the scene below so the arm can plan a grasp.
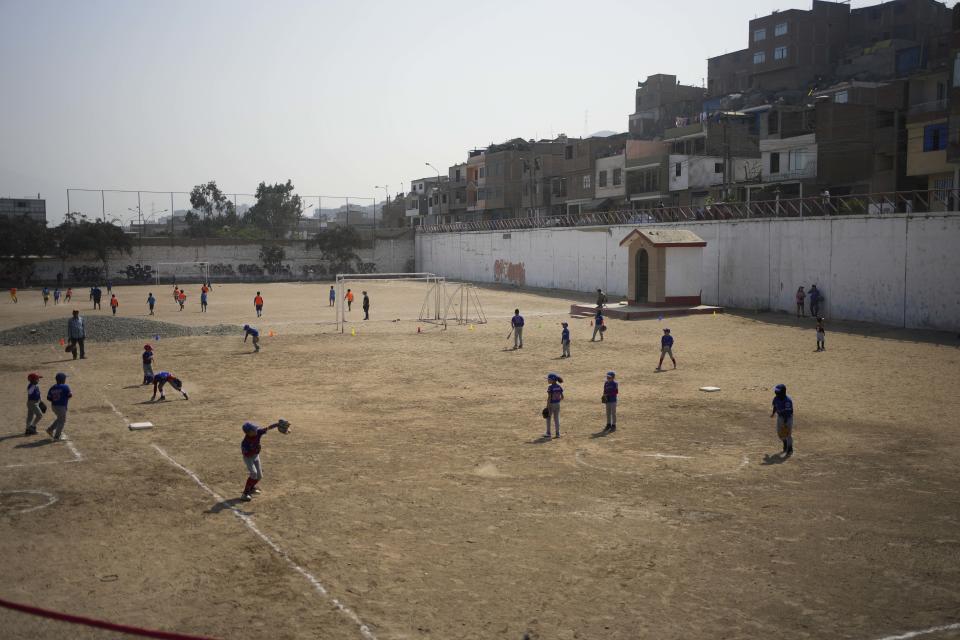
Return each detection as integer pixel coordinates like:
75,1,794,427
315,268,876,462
155,262,210,286
335,272,448,333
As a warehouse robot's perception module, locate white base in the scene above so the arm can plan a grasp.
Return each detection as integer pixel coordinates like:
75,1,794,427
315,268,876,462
129,422,154,430
699,386,721,392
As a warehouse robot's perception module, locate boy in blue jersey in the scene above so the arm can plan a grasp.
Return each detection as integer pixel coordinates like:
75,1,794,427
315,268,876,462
656,328,676,370
25,373,43,435
591,308,605,341
151,371,188,401
142,344,155,384
560,322,571,358
42,287,50,306
243,324,260,352
53,288,61,305
602,371,618,433
200,289,208,312
147,292,156,315
511,309,524,350
329,286,336,307
770,384,795,457
45,373,72,441
239,419,289,501
544,373,564,438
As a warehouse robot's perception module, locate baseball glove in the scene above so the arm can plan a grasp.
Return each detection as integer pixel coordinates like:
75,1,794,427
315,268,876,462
39,401,48,414
541,407,550,419
599,324,607,333
277,419,291,434
601,395,607,404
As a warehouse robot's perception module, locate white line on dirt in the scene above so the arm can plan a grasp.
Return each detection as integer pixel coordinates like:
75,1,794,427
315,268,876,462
0,490,58,515
872,622,960,640
1,435,83,469
151,444,377,640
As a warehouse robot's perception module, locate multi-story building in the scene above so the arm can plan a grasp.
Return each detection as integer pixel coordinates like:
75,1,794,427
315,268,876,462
624,140,672,210
628,74,704,139
594,152,626,207
520,141,566,218
948,5,960,167
906,69,954,209
0,197,46,224
465,150,486,218
552,134,628,215
405,176,444,227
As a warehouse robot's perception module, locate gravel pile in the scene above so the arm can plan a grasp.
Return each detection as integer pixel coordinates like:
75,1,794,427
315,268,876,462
0,317,238,347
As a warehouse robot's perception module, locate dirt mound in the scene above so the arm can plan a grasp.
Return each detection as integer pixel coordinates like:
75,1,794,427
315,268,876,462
0,316,237,346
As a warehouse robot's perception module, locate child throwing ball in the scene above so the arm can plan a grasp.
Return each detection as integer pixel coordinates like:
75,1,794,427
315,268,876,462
240,418,291,501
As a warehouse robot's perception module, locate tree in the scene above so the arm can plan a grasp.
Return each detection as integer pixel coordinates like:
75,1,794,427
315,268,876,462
186,181,238,237
245,180,303,239
52,213,131,278
259,244,286,275
0,214,52,286
307,226,363,274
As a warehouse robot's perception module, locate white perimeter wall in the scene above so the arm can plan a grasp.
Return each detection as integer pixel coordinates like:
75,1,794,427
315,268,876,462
416,213,960,332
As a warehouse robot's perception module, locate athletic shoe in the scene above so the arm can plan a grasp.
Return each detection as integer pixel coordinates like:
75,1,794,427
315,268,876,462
240,493,252,502
25,428,37,435
544,433,551,439
554,433,561,438
252,487,261,495
609,426,616,432
45,426,54,437
183,393,189,400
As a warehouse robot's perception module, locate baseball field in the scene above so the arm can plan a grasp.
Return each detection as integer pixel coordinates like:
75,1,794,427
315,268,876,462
1,281,958,640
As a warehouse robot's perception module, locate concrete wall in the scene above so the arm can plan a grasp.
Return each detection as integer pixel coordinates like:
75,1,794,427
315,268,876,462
416,213,960,332
29,233,415,282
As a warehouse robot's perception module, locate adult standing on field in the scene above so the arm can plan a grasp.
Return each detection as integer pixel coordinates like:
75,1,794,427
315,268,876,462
67,309,86,360
92,285,102,310
362,291,370,320
795,286,806,317
511,309,524,350
808,284,823,317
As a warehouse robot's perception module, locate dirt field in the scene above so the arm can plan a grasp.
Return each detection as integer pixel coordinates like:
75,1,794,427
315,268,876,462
1,281,959,640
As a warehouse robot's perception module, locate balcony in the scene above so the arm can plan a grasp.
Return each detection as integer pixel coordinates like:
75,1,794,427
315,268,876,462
909,98,948,116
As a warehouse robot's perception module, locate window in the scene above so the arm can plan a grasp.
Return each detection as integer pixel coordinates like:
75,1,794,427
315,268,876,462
552,178,567,197
954,53,960,89
714,162,724,174
675,162,682,177
788,149,806,171
441,194,447,204
834,90,849,104
455,168,462,182
564,145,574,160
775,22,788,36
613,168,622,186
774,46,788,60
753,51,766,65
754,28,766,41
583,174,591,189
598,170,608,187
769,110,780,134
770,152,780,174
477,189,486,200
923,123,947,152
478,167,485,178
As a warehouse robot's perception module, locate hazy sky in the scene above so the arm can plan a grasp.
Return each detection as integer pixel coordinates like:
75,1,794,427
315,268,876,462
1,0,952,224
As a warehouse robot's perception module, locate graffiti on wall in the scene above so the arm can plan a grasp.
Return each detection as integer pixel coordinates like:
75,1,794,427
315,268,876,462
493,259,526,286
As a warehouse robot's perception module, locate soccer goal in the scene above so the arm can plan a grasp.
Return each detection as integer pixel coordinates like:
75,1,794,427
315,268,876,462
155,262,210,286
335,272,448,333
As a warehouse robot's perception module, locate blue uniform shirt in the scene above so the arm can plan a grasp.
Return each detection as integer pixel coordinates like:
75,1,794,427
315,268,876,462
547,383,563,403
154,371,171,383
245,327,259,338
561,327,570,342
241,424,269,457
662,334,674,348
142,350,154,365
512,314,524,328
47,383,72,407
604,380,619,403
772,394,794,417
329,289,336,300
147,295,156,306
27,383,41,402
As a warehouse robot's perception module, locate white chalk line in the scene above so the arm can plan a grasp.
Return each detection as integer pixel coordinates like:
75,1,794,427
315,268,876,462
151,445,377,640
872,622,960,640
575,449,750,477
0,489,58,515
1,434,83,469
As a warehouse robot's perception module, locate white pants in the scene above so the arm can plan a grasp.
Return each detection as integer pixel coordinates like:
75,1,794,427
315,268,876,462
513,326,523,349
243,455,263,480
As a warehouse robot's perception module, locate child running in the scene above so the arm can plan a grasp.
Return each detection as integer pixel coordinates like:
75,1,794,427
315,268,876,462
254,291,264,317
770,383,795,457
591,307,605,342
657,328,676,370
42,287,50,306
53,288,61,305
560,321,571,358
344,289,354,311
239,418,290,501
601,371,618,433
64,288,72,303
544,373,564,439
141,344,155,385
110,294,119,315
9,287,17,303
45,372,72,441
243,324,260,352
151,371,189,401
25,373,43,435
177,289,186,311
147,292,156,315
816,317,826,352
